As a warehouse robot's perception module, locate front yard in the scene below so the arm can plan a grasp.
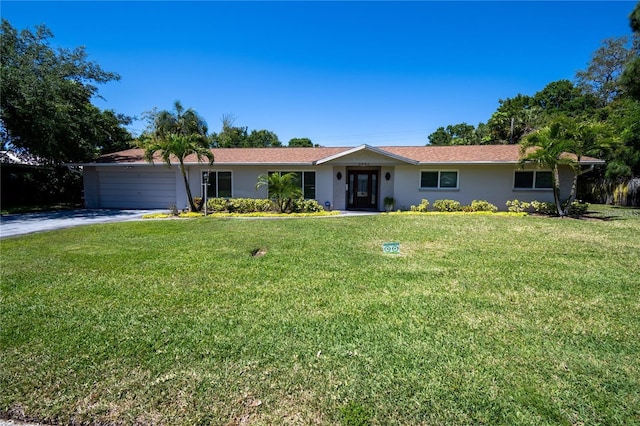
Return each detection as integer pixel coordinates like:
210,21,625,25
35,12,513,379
1,207,639,425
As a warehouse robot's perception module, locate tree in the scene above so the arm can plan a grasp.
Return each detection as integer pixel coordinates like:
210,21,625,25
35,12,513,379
151,100,208,139
210,115,284,148
520,119,579,216
601,98,640,179
247,129,282,147
210,115,249,148
0,19,131,163
255,172,302,213
533,80,598,118
142,102,212,212
487,94,540,144
427,123,486,145
95,110,134,154
288,137,314,147
143,133,214,212
427,127,453,145
575,36,637,106
621,2,640,100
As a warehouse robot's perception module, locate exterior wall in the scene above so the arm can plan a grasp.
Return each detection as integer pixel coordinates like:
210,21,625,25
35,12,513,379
380,166,395,209
332,166,347,210
190,165,331,203
83,166,99,208
86,160,578,211
393,164,575,211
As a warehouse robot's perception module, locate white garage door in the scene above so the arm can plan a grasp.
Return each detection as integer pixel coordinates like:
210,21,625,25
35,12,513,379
98,170,177,209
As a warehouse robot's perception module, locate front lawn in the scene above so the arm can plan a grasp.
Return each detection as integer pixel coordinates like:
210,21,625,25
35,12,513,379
1,209,639,425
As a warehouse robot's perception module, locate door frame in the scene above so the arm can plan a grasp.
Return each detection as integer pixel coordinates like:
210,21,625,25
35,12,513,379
346,169,380,211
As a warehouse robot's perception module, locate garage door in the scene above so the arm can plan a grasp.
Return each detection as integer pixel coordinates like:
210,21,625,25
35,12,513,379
98,170,177,209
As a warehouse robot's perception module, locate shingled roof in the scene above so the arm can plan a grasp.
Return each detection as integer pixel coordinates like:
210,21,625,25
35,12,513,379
92,144,604,165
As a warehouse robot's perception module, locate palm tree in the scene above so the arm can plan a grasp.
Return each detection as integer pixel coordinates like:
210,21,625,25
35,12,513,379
520,120,577,216
153,100,208,139
255,172,302,213
565,120,611,205
144,133,213,212
141,101,212,212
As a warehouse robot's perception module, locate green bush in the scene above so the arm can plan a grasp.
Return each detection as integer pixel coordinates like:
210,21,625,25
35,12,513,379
290,199,324,213
506,199,531,213
565,200,590,217
226,198,273,213
206,198,229,212
467,200,498,212
530,200,557,215
410,199,430,212
205,197,323,214
433,199,463,212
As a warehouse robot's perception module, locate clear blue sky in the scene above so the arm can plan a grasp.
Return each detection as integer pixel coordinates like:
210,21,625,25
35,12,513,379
2,1,636,146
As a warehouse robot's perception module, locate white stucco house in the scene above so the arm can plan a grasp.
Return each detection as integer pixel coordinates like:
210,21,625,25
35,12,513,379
79,144,603,211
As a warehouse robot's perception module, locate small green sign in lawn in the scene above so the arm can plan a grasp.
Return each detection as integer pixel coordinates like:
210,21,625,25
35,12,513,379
382,242,400,254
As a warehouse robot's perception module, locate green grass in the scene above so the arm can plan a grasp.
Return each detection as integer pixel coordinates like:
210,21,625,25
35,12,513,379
1,207,639,425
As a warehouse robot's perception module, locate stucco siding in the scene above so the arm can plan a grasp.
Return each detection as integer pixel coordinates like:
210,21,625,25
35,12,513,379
393,164,576,210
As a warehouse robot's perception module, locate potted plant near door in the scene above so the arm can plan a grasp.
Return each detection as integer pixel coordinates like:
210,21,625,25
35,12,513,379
384,196,395,212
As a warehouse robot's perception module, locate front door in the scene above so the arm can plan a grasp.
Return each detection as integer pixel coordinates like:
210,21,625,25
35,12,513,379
347,170,378,210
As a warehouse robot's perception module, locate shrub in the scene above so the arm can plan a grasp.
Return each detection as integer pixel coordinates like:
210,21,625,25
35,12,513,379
227,198,273,213
565,200,590,217
290,199,324,213
468,200,498,213
530,200,557,215
410,199,430,212
506,199,531,213
206,198,229,212
193,197,204,211
433,199,462,212
204,197,323,214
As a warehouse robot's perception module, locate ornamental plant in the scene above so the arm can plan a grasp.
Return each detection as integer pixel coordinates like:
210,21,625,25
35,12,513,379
468,200,498,212
506,199,531,213
410,199,430,212
433,199,463,212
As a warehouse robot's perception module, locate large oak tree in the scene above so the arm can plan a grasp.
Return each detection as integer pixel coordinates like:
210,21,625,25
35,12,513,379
0,20,132,163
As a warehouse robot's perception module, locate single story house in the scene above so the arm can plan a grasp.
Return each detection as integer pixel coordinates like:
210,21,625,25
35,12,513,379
80,144,604,211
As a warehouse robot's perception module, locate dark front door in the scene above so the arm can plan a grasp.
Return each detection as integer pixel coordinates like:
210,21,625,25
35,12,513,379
347,170,378,210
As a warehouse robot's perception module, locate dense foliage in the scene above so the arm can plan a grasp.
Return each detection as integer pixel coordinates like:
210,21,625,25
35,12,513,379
0,20,133,163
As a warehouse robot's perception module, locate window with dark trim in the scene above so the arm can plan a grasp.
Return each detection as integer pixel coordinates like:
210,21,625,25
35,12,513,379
420,170,458,189
514,171,553,189
202,171,232,197
268,171,316,199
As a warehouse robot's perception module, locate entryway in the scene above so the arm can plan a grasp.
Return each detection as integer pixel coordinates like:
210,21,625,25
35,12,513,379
347,170,379,210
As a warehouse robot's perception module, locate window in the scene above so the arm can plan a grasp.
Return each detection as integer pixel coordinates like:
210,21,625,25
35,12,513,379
514,171,553,189
420,170,458,189
268,171,316,199
202,171,232,198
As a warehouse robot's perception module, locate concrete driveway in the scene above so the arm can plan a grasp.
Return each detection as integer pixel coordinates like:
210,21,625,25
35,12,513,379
0,209,165,239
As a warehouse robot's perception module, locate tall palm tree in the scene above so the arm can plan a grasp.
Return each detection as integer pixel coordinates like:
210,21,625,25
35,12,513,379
255,172,302,213
153,100,208,139
142,101,212,212
565,120,611,205
144,133,213,212
520,120,577,216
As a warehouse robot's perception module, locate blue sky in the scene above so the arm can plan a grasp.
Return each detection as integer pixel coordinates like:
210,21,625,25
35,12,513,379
2,1,636,146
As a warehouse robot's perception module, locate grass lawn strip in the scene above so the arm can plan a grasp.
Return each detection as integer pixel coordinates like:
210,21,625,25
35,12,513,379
1,207,639,425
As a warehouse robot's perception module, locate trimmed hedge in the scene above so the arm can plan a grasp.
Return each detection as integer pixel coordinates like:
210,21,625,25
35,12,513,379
204,197,324,214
